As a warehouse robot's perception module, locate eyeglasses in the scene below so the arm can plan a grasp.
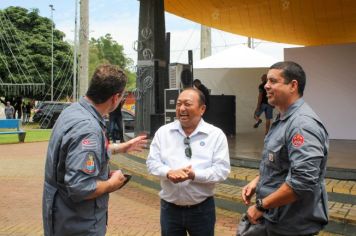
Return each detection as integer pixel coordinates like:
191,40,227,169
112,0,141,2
184,137,192,158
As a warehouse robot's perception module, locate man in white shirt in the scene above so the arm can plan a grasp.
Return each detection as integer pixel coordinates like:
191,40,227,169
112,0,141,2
147,88,230,236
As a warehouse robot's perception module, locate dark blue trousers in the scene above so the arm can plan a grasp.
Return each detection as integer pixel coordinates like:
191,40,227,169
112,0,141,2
160,197,216,236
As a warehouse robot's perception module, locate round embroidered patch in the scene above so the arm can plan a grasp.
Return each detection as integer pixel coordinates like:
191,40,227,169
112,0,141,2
292,133,304,147
83,152,96,174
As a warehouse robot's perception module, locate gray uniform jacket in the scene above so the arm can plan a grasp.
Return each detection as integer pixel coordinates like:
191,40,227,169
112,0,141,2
256,98,329,235
42,97,110,236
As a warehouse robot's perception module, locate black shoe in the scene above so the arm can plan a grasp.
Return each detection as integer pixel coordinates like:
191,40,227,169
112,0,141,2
253,119,262,128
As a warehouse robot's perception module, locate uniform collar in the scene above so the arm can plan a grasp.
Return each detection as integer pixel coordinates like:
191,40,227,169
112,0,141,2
278,98,304,121
78,97,106,128
170,118,210,137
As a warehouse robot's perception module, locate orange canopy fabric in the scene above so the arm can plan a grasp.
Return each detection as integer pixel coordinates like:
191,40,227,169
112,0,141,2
164,0,356,46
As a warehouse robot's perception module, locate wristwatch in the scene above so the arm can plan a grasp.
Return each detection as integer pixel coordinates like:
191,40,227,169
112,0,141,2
255,198,268,212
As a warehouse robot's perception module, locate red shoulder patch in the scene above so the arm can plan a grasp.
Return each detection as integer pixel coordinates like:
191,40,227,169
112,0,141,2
292,133,304,147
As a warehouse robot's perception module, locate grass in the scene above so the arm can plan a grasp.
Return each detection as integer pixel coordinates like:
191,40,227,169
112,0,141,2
0,123,52,144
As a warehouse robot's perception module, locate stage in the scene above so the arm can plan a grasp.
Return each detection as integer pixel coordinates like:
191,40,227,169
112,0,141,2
228,131,356,180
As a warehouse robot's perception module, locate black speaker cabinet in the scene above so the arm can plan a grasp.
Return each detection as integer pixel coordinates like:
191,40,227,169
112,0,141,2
204,95,236,135
164,88,180,110
150,113,164,137
181,68,192,88
165,111,177,124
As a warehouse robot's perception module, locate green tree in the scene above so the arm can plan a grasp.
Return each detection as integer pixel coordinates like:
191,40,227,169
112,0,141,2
89,34,136,91
0,6,73,100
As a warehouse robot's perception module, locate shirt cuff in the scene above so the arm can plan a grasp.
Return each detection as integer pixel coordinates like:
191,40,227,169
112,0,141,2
193,169,206,182
160,166,171,180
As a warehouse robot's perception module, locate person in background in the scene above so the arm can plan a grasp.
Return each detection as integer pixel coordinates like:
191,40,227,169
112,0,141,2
25,102,32,123
13,96,22,119
193,79,210,119
147,88,230,236
42,64,147,236
22,102,27,123
253,74,274,135
242,61,329,235
109,95,126,143
4,101,15,119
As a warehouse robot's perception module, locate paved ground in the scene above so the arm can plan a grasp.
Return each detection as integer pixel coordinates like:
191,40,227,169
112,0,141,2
0,141,238,236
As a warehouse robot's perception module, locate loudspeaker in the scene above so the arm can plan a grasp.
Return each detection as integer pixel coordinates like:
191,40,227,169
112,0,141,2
150,113,164,137
181,69,192,88
165,111,177,124
165,89,180,110
169,63,192,89
204,95,236,135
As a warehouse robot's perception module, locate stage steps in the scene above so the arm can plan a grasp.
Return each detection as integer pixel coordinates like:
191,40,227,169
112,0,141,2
110,150,356,235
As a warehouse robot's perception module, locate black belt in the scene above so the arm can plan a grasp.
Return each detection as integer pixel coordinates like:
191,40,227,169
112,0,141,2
162,196,213,209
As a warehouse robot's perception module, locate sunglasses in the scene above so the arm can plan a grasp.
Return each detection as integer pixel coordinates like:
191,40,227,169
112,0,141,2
184,137,192,158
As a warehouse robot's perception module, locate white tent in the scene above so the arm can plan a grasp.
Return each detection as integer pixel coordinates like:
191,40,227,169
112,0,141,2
194,45,278,69
193,45,279,133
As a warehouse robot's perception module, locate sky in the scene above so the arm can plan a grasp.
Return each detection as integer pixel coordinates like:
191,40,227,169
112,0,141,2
0,0,300,66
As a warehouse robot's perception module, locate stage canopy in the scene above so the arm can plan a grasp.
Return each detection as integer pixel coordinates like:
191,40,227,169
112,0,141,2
194,45,278,69
165,0,356,46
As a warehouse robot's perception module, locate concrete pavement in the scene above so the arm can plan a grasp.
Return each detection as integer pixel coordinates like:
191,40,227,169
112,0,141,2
0,142,238,235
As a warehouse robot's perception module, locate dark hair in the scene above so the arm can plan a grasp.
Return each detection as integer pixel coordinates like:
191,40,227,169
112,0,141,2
193,79,201,86
182,87,206,106
269,61,306,96
86,64,128,104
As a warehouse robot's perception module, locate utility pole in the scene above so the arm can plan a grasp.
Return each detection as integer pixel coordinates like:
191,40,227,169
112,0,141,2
248,37,254,49
73,0,78,101
200,25,211,59
79,0,89,97
49,4,55,101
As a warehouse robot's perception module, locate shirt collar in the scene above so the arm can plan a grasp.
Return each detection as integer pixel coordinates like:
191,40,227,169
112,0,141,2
170,119,210,137
78,97,106,128
278,98,304,121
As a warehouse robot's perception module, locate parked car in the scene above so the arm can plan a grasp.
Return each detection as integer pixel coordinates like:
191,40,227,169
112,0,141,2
33,101,71,129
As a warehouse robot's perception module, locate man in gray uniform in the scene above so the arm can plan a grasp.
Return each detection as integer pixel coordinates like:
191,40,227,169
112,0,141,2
241,61,329,235
42,64,147,236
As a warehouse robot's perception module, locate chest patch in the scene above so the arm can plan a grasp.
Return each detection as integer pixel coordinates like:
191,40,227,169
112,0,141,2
82,152,96,174
292,133,304,147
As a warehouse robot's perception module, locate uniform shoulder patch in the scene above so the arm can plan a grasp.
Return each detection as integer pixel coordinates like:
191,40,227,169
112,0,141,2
292,133,304,147
82,137,98,150
82,152,96,174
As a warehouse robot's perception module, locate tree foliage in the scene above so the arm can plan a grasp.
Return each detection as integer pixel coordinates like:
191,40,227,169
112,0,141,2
0,6,136,101
89,34,136,91
0,6,73,100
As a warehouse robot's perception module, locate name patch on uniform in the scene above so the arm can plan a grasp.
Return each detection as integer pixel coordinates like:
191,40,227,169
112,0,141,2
292,133,304,147
82,152,96,174
82,137,97,150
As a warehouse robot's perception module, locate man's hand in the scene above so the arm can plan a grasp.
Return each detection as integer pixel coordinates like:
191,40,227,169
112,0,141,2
242,176,259,205
108,170,126,192
167,165,194,183
183,165,195,180
246,205,264,224
118,135,148,153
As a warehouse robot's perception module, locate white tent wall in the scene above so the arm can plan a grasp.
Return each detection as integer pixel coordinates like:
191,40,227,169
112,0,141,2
194,67,270,134
285,43,356,140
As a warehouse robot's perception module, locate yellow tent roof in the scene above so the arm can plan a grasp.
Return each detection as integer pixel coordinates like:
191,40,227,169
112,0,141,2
165,0,356,46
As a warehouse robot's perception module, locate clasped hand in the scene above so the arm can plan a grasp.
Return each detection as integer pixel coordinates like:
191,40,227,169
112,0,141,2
167,165,195,183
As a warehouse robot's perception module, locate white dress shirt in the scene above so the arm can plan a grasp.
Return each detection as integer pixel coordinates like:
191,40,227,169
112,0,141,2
146,119,230,206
